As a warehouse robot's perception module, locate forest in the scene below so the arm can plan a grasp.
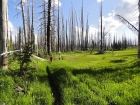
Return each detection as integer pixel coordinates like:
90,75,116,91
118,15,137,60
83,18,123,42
0,0,140,105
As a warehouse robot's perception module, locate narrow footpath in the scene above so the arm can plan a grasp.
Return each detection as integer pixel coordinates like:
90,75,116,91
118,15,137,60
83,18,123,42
33,55,61,105
46,66,61,105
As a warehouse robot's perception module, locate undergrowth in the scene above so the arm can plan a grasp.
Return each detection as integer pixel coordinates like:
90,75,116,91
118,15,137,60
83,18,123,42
0,57,54,105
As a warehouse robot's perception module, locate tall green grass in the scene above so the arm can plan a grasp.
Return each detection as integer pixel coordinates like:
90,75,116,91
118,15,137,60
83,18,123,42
48,48,140,105
0,57,54,105
0,48,140,105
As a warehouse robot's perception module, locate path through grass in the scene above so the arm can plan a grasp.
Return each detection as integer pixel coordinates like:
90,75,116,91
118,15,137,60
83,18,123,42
1,48,140,105
48,48,140,105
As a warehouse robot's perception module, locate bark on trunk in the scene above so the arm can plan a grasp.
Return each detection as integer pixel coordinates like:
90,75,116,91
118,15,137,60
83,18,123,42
47,0,52,56
0,0,8,69
138,0,140,59
21,0,26,44
100,1,103,51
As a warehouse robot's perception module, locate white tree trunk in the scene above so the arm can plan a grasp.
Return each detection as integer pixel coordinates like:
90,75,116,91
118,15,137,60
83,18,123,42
138,0,140,59
21,0,26,44
0,0,8,69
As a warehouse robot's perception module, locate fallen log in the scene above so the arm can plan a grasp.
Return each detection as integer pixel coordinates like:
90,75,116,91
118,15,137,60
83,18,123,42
32,55,46,61
0,50,22,57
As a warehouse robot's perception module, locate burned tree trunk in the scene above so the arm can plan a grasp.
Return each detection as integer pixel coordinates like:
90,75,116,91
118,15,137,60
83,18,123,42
0,0,8,69
47,0,52,56
81,0,84,50
100,1,103,51
58,0,60,52
18,27,22,50
85,15,89,50
43,0,47,52
31,0,35,53
66,20,68,51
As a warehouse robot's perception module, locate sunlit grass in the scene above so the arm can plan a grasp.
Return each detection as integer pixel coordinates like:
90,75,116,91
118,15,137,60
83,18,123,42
0,48,140,105
0,57,54,105
48,48,140,105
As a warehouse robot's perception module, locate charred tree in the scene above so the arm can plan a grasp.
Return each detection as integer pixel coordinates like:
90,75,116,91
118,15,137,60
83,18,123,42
85,15,89,50
81,0,84,50
47,0,52,56
66,20,68,51
18,27,22,50
61,11,65,52
58,0,60,52
43,0,47,51
31,0,35,53
100,1,103,51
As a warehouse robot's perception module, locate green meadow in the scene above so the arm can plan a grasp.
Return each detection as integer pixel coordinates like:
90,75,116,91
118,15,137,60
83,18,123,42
1,48,140,105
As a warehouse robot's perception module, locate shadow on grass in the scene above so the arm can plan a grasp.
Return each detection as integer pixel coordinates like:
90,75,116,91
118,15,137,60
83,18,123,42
124,60,140,77
72,67,118,76
47,68,68,105
50,68,69,86
110,59,126,63
119,53,137,57
7,67,57,83
130,60,140,68
72,66,140,83
94,53,104,55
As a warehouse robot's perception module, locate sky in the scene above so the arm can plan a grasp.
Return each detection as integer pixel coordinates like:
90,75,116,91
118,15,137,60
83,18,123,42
8,0,139,42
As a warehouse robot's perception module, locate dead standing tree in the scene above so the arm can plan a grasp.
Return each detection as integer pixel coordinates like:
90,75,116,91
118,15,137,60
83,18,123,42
43,0,48,52
66,20,68,51
38,0,57,55
138,0,140,59
31,0,35,53
51,0,57,53
116,0,140,58
58,0,60,52
27,0,31,43
47,0,52,56
100,1,103,51
70,3,76,52
85,14,89,50
37,0,47,52
20,0,27,44
38,0,47,52
61,10,65,52
0,0,8,69
81,0,84,50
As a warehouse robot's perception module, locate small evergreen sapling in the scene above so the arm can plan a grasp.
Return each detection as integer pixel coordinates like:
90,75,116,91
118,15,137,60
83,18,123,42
18,42,34,75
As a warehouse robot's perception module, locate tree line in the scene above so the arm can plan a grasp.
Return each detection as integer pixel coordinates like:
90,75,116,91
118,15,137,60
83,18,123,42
0,0,138,69
11,0,137,54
